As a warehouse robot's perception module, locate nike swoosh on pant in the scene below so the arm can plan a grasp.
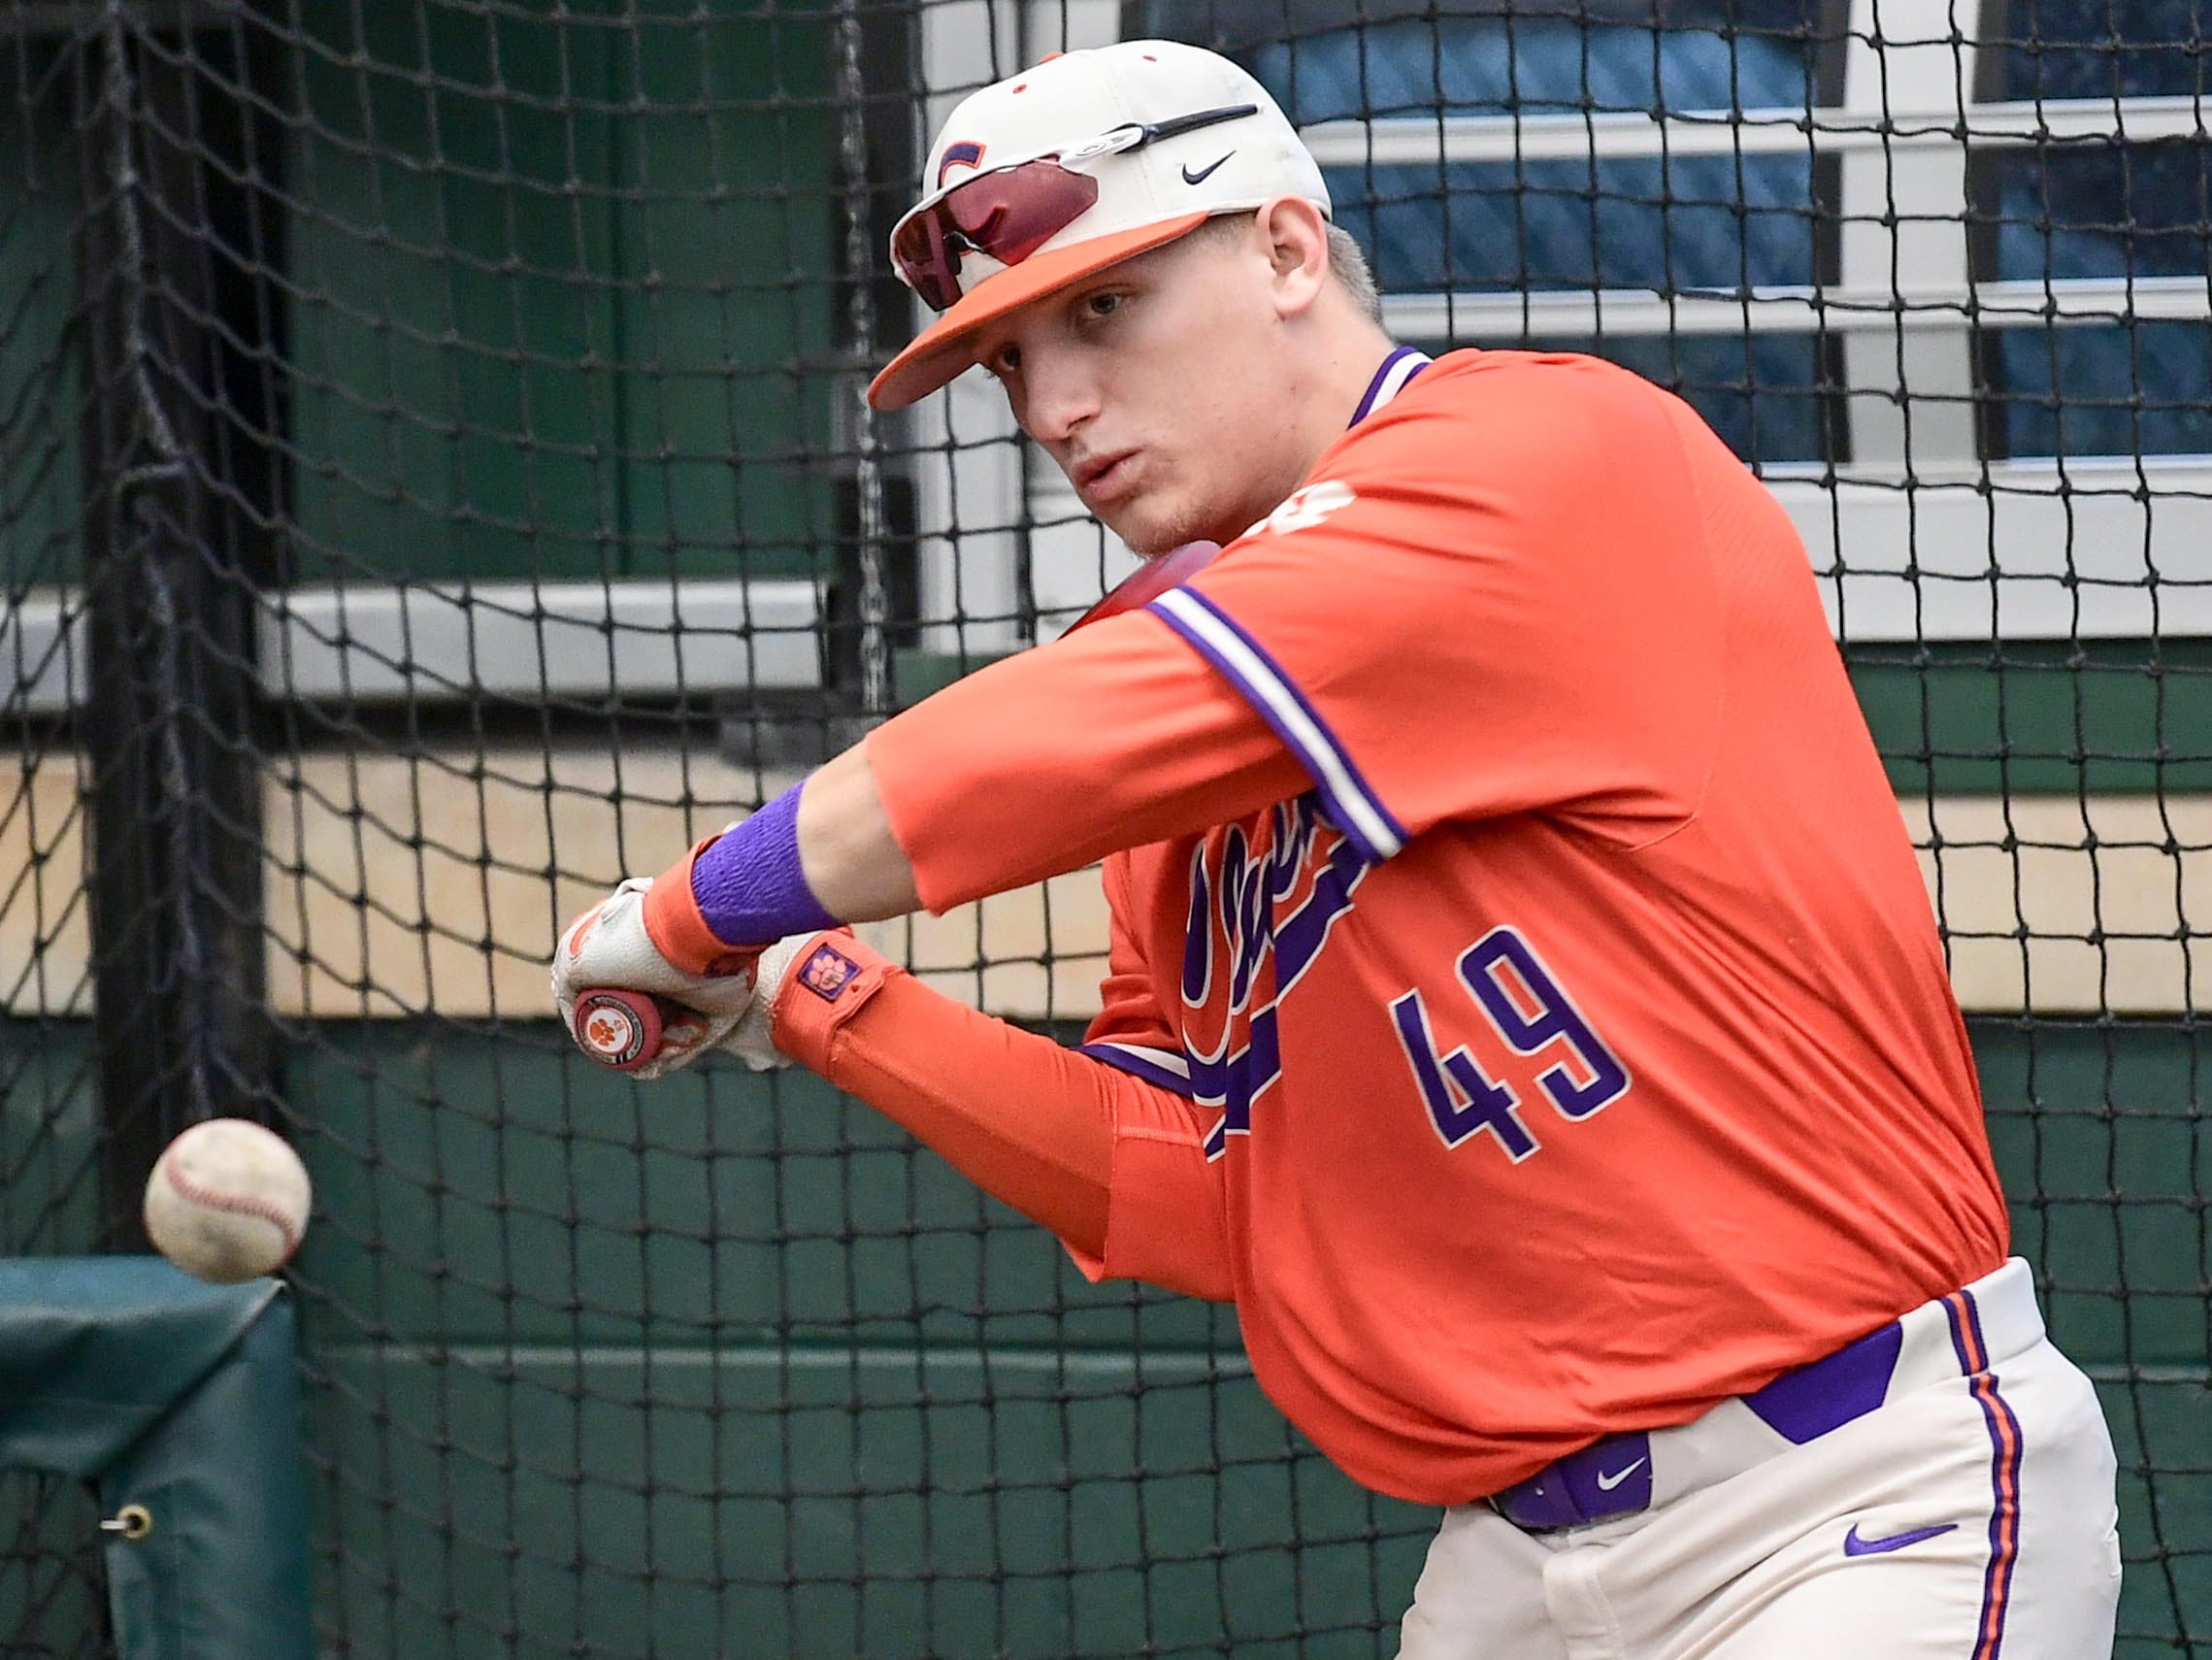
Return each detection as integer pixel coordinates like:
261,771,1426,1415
1843,1522,1960,1557
1594,1458,1646,1492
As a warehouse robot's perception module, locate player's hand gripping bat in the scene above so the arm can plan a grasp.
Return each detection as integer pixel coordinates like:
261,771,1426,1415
555,880,755,1075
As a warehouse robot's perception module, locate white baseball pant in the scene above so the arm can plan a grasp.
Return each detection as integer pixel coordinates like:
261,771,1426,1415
1396,1258,2122,1659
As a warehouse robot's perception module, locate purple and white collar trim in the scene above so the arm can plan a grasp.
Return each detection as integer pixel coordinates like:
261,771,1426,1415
1349,346,1432,428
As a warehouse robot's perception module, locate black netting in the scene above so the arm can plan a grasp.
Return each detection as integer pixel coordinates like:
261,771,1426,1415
0,1475,112,1660
1,0,2204,1655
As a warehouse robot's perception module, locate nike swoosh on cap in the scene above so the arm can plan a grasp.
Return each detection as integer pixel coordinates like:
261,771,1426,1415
1594,1457,1646,1492
1182,153,1233,185
1843,1522,1959,1558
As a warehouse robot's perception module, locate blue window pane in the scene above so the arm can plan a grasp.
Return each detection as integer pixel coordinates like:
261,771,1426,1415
1978,143,2212,455
1336,152,1818,294
1984,143,2212,282
1985,0,2211,101
1241,16,1820,123
1985,323,2212,456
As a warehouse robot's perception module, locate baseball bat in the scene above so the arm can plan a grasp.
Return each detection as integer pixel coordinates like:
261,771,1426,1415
1065,538,1221,633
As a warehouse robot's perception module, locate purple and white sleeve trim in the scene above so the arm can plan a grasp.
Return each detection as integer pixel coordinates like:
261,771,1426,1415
1081,1042,1197,1098
1145,587,1407,864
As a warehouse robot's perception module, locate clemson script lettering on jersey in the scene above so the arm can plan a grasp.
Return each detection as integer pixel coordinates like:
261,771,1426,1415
1177,794,1370,1158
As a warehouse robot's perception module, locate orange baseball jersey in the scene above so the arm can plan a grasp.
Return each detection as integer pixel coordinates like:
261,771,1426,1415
863,347,2008,1506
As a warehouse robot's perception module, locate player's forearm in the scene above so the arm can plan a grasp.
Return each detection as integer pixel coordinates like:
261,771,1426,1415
794,742,920,921
770,941,1231,1297
782,967,1112,1254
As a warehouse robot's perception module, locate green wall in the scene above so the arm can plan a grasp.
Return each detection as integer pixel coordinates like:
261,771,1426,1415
290,1024,1428,1659
1853,641,2212,795
0,41,83,591
0,6,841,591
267,1016,2205,1659
0,1012,2202,1654
0,1023,103,1259
283,0,842,586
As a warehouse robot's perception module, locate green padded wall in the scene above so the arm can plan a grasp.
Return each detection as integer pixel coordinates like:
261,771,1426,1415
0,43,83,588
284,1017,2206,1660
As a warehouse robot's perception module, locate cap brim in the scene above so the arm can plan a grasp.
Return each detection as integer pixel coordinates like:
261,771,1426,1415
868,213,1210,411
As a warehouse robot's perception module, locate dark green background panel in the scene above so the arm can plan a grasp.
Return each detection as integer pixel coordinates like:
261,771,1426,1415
1853,641,2212,795
0,46,83,589
278,1014,2207,1657
307,1342,1432,1660
0,1022,103,1257
282,0,840,585
291,1024,1238,1354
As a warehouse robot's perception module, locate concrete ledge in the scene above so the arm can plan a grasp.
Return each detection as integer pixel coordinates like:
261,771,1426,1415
0,579,824,716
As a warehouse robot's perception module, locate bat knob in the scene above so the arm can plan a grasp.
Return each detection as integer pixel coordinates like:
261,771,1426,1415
573,987,665,1070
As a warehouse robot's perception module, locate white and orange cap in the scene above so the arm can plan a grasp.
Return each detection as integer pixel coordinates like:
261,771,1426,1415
868,40,1330,411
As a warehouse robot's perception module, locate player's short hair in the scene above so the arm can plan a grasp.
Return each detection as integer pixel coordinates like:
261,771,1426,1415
1187,211,1384,327
1322,223,1385,327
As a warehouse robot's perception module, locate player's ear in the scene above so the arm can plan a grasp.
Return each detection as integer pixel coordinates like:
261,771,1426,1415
1256,195,1330,321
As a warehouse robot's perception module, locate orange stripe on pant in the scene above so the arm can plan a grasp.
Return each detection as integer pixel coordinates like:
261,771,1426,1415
1945,1290,2024,1660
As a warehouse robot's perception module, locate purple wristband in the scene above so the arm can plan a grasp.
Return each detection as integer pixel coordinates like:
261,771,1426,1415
690,782,841,946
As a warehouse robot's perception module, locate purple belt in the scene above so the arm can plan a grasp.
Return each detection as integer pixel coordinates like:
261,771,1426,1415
1492,1317,1908,1532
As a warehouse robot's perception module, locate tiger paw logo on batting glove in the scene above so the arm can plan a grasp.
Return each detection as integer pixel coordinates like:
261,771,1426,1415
551,878,758,1080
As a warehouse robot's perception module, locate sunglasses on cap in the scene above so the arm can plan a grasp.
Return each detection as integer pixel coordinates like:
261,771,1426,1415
890,103,1260,313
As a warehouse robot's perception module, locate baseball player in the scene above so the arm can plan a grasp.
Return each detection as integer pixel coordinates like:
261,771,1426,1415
553,41,2124,1657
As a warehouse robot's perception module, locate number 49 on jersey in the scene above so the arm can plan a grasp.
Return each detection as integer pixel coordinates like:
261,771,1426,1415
1390,926,1631,1162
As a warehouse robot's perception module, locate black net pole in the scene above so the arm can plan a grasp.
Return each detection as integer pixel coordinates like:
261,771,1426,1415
76,11,271,1248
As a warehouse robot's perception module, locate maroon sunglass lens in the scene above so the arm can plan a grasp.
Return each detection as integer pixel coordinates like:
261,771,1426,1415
945,162,1098,265
895,161,1102,312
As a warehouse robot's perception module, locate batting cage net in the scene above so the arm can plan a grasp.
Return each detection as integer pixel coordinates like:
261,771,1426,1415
0,1474,111,1659
0,0,2205,1655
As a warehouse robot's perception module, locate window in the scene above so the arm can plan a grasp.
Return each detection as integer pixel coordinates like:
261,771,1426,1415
1242,1,1843,464
1129,0,2211,644
1973,0,2212,458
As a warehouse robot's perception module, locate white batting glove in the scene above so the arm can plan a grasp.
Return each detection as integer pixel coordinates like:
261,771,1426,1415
710,931,826,1072
551,878,758,1079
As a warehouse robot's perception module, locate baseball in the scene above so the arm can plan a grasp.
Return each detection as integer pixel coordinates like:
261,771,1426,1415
143,1118,313,1283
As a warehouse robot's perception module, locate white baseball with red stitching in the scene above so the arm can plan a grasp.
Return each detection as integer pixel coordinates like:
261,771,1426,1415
143,1118,313,1284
